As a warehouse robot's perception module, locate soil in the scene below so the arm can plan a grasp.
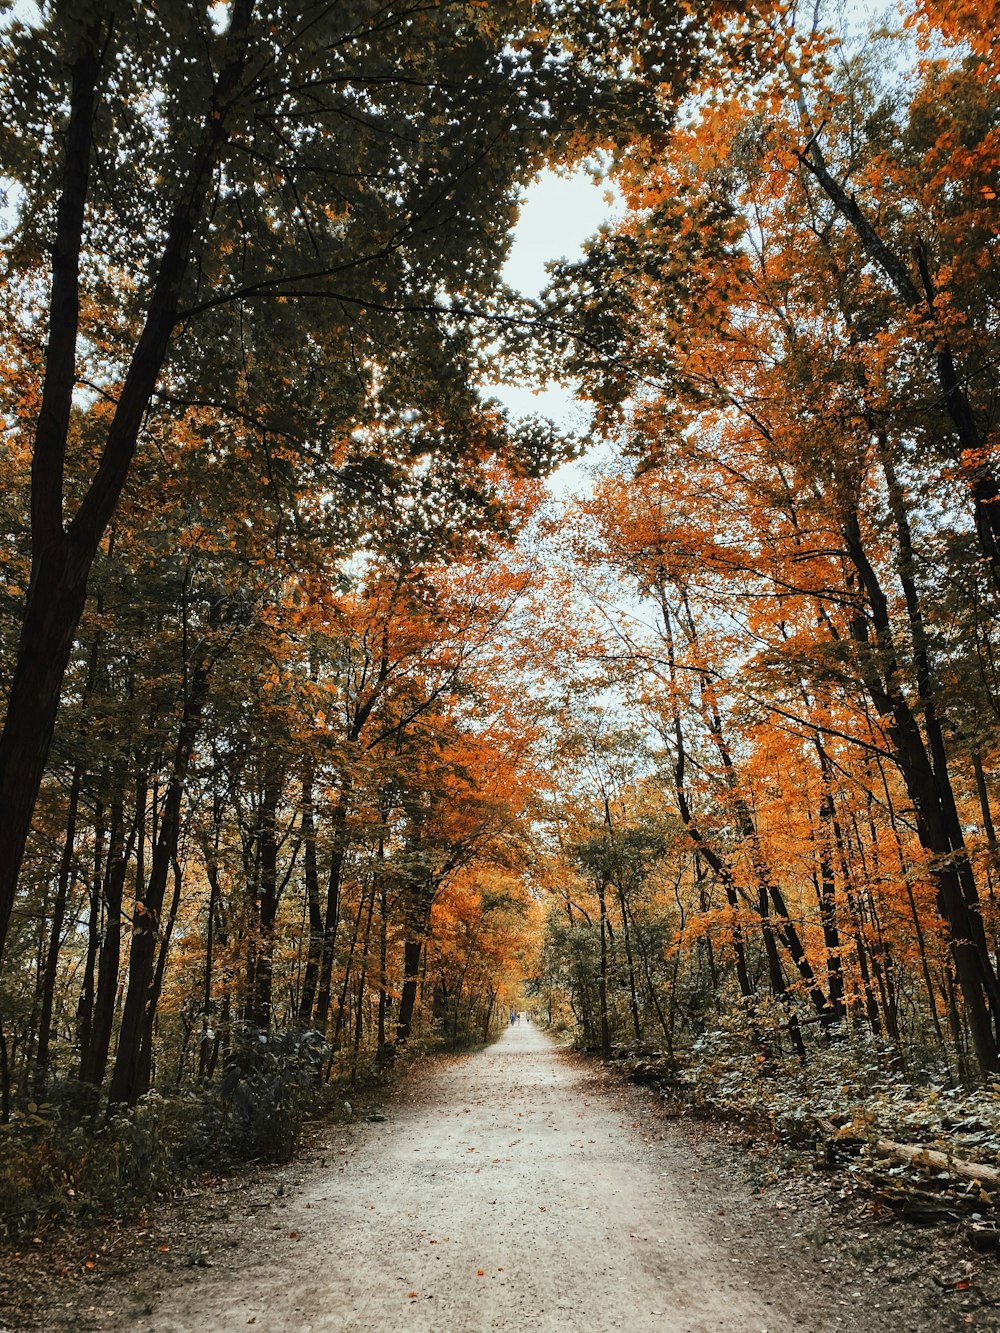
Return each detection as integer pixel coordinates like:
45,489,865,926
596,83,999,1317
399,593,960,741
4,1024,1000,1331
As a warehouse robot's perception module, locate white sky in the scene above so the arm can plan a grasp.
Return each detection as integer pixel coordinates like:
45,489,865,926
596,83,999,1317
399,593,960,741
502,170,621,302
485,170,622,476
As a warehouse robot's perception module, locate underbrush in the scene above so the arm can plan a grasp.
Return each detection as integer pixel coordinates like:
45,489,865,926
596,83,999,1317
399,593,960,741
604,1017,1000,1171
613,1025,1000,1238
0,1028,384,1240
687,1032,1000,1159
0,1022,491,1240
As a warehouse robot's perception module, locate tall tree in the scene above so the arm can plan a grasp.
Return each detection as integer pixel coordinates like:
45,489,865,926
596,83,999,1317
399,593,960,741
0,0,721,966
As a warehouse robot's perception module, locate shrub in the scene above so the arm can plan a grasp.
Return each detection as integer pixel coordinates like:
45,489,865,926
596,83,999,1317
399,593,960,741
0,1091,193,1238
191,1027,330,1166
0,1028,332,1238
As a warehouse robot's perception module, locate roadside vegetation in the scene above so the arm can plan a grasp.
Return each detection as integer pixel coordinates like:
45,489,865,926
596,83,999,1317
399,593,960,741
3,0,1000,1262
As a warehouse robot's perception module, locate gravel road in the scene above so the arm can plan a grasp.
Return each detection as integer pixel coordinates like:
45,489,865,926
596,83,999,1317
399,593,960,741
116,1024,819,1333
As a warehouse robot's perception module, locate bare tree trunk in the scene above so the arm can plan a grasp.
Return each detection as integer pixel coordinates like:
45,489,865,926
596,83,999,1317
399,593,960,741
596,877,611,1059
815,781,846,1024
334,885,370,1046
297,761,323,1024
396,938,423,1043
108,657,210,1107
198,784,224,1080
136,858,184,1093
249,766,282,1029
617,886,642,1044
34,765,82,1089
77,790,133,1104
843,509,1000,1074
377,879,390,1053
350,886,378,1080
0,1019,10,1124
314,782,352,1031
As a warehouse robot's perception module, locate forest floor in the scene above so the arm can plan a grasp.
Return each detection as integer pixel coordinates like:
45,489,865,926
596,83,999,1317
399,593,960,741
4,1025,1000,1331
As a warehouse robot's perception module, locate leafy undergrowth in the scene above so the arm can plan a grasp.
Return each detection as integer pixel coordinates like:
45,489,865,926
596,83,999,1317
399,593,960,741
612,1028,1000,1240
0,1029,437,1242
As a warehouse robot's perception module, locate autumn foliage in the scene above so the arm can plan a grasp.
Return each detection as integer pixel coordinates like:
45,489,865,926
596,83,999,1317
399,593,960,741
535,0,1000,1085
1,0,999,1229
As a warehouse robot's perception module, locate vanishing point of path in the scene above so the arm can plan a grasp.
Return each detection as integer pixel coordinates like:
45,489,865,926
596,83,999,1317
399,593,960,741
114,1026,864,1332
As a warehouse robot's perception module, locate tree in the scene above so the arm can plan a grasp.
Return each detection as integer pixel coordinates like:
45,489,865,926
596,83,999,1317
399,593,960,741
540,4,1000,1074
0,0,716,967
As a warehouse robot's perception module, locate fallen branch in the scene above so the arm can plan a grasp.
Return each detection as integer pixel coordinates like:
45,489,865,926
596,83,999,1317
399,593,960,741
816,1117,1000,1190
872,1137,1000,1191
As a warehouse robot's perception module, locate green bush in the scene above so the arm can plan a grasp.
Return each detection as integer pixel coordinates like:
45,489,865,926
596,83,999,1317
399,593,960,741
0,1028,333,1238
0,1091,193,1238
193,1027,330,1165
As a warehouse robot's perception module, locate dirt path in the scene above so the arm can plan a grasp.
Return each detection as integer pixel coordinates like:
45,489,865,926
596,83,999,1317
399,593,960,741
90,1024,891,1333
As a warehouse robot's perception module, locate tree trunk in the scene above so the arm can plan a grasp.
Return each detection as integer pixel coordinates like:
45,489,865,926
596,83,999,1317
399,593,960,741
0,8,256,969
972,750,1000,898
396,937,424,1043
198,786,224,1080
350,886,378,1080
249,766,282,1030
107,660,210,1107
0,22,104,968
758,881,807,1061
136,857,184,1094
377,879,389,1053
617,885,642,1044
34,764,82,1088
800,130,1000,586
314,781,352,1030
297,761,323,1024
0,1019,10,1124
597,877,611,1059
815,781,846,1024
658,591,754,1001
334,886,370,1046
0,565,93,970
77,792,131,1103
843,509,1000,1074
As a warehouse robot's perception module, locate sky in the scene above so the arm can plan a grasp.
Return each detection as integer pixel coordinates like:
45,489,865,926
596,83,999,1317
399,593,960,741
502,170,621,303
484,170,623,483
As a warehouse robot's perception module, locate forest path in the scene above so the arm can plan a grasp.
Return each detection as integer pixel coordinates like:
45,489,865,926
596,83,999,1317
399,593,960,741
115,1026,851,1332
